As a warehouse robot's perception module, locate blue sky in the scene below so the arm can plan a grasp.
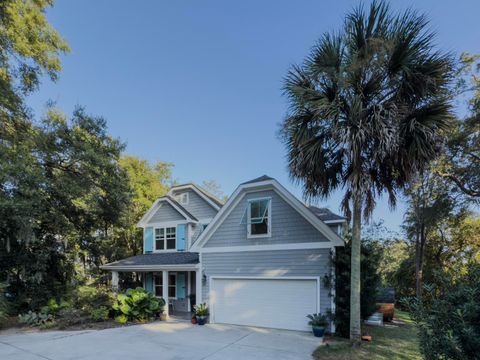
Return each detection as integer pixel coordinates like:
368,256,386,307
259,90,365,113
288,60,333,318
27,0,480,233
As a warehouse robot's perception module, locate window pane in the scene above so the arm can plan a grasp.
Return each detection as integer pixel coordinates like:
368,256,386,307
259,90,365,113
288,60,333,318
168,286,176,298
251,219,268,235
167,239,176,249
169,274,176,285
250,199,268,219
155,286,162,297
155,239,164,250
155,228,164,237
154,276,163,286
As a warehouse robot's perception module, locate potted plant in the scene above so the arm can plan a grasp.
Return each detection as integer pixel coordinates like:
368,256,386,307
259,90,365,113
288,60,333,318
306,313,329,338
193,303,209,325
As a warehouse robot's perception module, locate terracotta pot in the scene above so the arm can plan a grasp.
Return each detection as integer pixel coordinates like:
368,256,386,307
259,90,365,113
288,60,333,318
191,317,197,324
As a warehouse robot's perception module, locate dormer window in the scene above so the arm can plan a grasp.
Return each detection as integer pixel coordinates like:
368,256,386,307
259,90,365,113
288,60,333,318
177,192,189,205
246,198,271,238
155,227,176,250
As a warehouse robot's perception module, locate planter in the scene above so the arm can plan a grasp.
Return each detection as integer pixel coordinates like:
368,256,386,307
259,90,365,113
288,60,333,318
191,316,197,324
159,313,167,321
196,315,207,325
312,325,325,338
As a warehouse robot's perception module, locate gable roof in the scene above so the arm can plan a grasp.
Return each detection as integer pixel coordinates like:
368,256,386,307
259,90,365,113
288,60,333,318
137,195,198,227
307,206,347,224
168,183,223,210
190,175,345,250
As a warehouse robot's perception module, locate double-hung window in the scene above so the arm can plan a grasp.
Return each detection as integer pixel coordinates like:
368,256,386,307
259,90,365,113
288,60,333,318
153,274,177,298
246,198,271,237
155,227,176,250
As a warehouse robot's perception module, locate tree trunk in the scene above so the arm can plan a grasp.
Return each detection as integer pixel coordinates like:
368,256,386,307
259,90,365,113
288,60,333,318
350,193,362,340
415,223,426,298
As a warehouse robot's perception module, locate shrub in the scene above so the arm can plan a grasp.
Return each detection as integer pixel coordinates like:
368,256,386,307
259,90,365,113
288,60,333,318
18,311,53,327
54,308,86,329
0,283,9,328
112,287,164,323
73,285,115,312
404,264,480,360
332,239,382,338
41,298,72,316
90,306,110,322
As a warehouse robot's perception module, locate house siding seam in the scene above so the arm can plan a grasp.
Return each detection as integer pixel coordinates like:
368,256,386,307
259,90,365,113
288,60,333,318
171,189,218,219
201,248,332,315
147,202,185,223
204,190,330,248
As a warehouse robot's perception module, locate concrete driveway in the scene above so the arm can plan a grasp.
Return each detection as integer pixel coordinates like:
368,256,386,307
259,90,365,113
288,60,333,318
0,320,322,360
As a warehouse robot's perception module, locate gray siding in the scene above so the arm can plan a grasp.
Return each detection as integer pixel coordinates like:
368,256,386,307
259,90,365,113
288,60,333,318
201,248,332,315
148,202,185,223
172,189,218,219
205,190,329,247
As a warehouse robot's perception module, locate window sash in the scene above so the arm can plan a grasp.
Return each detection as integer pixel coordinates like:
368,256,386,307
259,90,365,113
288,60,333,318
154,227,176,250
153,273,177,298
246,198,271,236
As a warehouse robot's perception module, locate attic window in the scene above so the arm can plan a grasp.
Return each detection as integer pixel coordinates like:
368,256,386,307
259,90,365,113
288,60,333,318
177,193,189,205
241,198,271,238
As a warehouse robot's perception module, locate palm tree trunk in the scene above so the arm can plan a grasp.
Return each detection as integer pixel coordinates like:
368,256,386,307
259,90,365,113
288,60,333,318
415,223,426,298
350,193,362,340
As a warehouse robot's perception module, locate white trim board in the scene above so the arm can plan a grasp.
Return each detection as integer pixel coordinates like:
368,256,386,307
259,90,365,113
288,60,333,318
191,179,345,251
198,242,336,253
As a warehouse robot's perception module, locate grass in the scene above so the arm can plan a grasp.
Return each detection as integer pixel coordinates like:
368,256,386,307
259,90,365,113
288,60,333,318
313,310,422,360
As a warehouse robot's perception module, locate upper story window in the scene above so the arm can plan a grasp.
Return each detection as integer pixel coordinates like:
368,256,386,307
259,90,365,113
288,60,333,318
155,227,176,250
246,198,271,238
176,192,189,205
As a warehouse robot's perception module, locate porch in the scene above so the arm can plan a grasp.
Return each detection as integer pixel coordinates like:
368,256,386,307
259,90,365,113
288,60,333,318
100,252,201,318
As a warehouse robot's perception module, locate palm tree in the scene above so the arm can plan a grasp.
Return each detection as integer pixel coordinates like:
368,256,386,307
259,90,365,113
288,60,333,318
280,1,453,340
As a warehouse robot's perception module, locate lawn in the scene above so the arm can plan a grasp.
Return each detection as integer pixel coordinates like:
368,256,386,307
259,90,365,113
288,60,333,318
313,310,422,360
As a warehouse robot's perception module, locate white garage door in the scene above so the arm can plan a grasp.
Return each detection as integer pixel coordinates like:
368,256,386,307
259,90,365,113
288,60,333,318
210,277,318,331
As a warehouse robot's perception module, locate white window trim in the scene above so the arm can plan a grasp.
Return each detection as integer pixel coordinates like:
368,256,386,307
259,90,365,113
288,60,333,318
246,197,272,239
177,192,189,205
154,226,177,252
168,272,177,300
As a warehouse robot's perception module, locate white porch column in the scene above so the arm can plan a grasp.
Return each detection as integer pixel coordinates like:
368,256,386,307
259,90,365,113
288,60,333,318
162,270,169,317
111,271,119,293
196,269,202,305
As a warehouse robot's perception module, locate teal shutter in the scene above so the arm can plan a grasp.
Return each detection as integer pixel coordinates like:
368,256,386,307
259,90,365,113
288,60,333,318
176,272,186,299
176,224,186,251
145,273,153,294
144,227,153,253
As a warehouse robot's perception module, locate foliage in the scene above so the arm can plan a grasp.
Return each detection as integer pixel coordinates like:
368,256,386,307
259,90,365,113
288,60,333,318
72,285,115,312
193,303,209,316
18,310,53,327
0,108,131,312
333,239,382,338
405,264,480,360
112,287,164,323
0,283,8,327
280,0,453,338
0,0,69,115
90,306,110,322
307,313,329,327
436,53,480,199
99,156,173,266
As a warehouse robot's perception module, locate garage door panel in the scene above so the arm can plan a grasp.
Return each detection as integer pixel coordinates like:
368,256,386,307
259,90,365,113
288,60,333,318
211,278,318,331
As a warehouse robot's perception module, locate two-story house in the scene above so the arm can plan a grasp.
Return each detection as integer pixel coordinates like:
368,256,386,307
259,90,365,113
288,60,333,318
101,175,346,331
